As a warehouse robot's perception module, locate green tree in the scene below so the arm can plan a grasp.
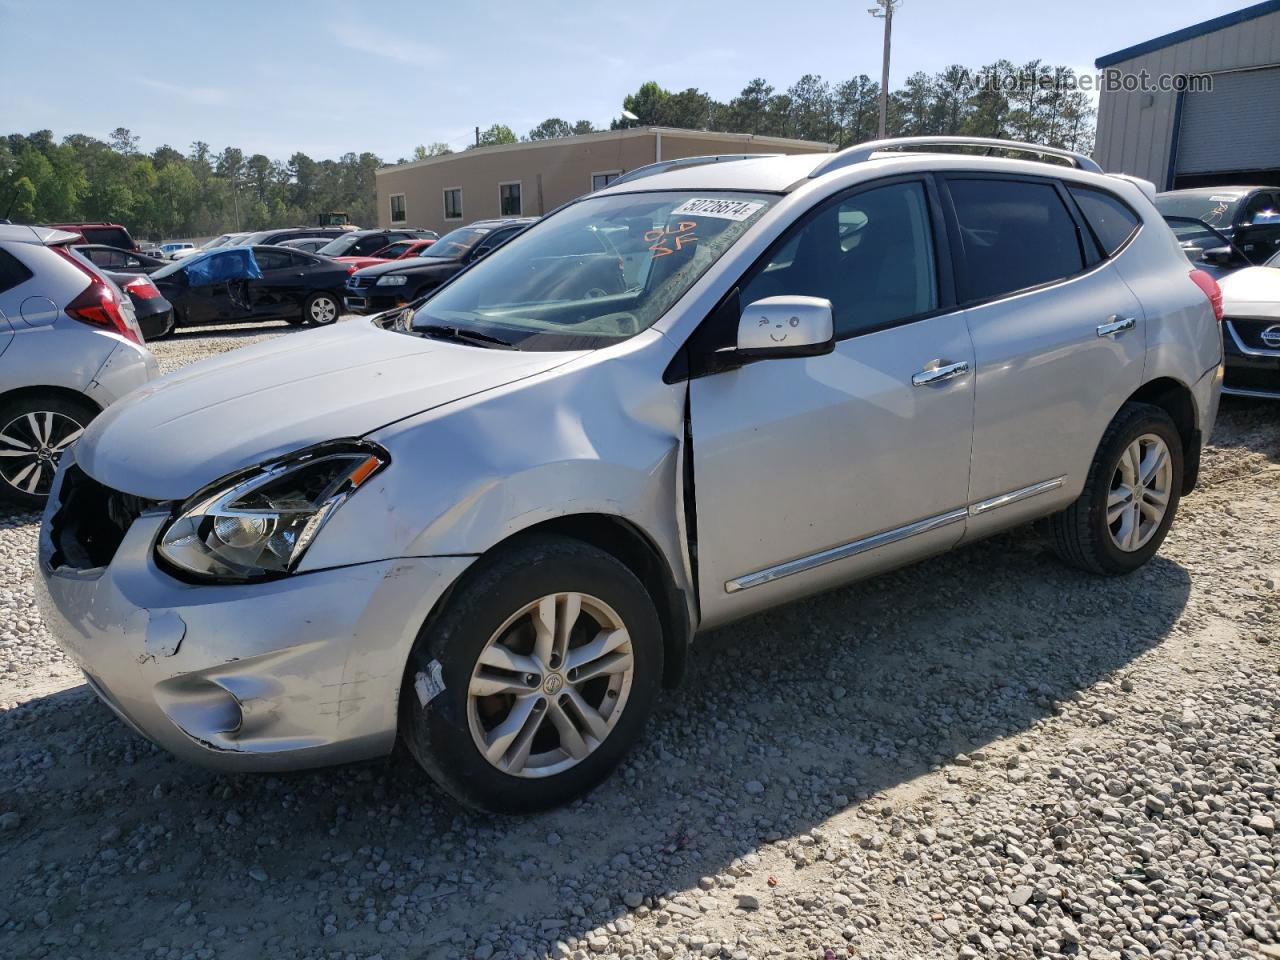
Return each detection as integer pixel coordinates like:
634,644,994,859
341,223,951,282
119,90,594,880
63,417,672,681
412,142,453,159
469,125,518,149
527,118,574,140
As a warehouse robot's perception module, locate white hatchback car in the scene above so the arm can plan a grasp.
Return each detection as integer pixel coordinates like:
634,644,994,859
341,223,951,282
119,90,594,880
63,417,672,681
36,137,1223,812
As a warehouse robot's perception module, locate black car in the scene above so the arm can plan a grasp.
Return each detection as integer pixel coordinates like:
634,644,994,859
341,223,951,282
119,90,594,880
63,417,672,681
1155,187,1280,259
75,244,167,275
149,245,354,330
317,228,438,260
236,226,353,247
105,270,174,340
344,219,533,315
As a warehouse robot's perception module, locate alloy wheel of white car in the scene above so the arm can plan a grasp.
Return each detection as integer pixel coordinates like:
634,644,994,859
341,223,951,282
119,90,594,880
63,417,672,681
0,409,85,500
466,591,635,778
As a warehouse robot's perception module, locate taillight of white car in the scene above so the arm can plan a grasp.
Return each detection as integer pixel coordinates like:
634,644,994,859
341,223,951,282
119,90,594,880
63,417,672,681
49,245,145,344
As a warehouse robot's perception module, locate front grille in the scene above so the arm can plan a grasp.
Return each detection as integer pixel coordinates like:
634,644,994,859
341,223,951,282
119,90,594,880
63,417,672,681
1226,318,1280,353
49,465,159,570
347,275,376,291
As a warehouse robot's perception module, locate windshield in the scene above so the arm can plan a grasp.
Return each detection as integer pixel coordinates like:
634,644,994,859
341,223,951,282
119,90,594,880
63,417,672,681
409,191,775,351
420,226,492,259
317,233,366,256
1155,192,1244,228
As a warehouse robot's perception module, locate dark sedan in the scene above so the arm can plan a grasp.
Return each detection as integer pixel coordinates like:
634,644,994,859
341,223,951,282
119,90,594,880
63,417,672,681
150,245,354,330
75,244,167,275
106,271,175,340
344,219,533,315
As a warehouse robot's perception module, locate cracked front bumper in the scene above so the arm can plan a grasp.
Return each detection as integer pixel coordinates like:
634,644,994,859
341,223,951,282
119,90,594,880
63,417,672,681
34,504,472,772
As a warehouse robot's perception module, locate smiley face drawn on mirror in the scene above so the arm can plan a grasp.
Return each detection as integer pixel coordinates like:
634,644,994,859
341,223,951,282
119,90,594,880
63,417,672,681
759,314,802,342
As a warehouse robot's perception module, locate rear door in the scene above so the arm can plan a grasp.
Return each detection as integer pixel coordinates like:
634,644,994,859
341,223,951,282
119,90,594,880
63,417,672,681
943,175,1146,538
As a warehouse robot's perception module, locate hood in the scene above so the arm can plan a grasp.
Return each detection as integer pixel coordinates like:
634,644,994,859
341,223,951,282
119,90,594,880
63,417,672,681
76,320,580,499
1219,266,1280,319
355,256,459,278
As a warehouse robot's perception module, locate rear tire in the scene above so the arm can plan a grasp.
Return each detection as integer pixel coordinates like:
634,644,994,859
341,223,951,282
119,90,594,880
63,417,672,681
400,534,663,813
0,393,99,507
1043,403,1183,575
303,291,340,326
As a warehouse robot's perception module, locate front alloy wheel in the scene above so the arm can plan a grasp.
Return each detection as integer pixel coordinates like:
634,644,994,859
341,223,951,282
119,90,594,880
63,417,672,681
401,535,663,812
468,592,635,778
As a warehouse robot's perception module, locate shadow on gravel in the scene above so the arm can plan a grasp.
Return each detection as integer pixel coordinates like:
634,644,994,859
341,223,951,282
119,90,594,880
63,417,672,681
0,521,1193,959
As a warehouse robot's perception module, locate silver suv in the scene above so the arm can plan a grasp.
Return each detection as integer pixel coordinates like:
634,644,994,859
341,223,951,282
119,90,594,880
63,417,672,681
35,138,1223,812
1,225,157,506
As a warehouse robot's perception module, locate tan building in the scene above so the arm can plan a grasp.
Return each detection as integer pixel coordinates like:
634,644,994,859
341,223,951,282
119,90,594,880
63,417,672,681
1094,0,1280,189
375,127,834,233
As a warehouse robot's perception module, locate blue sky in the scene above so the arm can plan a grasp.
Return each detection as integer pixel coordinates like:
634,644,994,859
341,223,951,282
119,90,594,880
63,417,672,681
0,0,1262,161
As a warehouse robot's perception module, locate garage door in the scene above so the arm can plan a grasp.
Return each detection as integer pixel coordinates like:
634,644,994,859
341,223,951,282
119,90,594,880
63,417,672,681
1176,66,1280,175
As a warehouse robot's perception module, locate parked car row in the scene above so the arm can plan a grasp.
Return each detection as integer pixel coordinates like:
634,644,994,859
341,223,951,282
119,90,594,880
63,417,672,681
31,137,1225,814
1157,185,1280,399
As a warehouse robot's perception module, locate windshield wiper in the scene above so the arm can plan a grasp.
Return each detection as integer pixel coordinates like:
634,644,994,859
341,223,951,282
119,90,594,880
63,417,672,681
416,323,516,349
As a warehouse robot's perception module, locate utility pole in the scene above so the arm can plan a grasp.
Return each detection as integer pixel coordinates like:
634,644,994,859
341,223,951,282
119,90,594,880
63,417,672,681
868,0,899,139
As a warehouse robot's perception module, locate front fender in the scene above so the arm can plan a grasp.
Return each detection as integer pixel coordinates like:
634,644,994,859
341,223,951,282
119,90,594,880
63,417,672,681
297,338,693,609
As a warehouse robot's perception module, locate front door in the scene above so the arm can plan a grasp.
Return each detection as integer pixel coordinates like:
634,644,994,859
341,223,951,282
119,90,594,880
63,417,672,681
689,178,976,627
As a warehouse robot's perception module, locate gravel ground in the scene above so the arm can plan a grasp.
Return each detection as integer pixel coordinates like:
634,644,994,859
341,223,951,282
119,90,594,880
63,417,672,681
0,322,1277,960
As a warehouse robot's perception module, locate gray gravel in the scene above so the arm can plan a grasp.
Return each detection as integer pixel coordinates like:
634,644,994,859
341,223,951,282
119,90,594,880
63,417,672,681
1,323,1277,960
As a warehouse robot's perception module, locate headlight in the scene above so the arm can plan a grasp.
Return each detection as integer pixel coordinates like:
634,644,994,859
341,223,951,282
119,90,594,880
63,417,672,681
157,441,388,582
376,275,409,286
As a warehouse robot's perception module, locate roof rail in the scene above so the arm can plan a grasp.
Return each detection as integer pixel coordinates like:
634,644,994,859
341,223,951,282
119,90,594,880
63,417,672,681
606,154,781,188
809,136,1103,178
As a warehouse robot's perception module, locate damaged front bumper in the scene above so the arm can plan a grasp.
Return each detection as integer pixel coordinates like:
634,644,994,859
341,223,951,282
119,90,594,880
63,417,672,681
34,463,472,772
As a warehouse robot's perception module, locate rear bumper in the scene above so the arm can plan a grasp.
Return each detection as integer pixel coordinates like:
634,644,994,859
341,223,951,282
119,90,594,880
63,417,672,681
34,461,473,771
85,338,158,408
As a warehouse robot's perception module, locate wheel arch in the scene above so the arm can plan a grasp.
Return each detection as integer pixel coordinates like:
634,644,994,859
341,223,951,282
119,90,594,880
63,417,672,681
418,513,692,690
1125,376,1200,492
0,384,101,418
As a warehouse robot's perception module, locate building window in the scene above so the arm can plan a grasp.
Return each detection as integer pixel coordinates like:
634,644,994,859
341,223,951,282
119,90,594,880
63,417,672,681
389,193,406,224
499,181,522,216
592,171,622,191
443,187,463,220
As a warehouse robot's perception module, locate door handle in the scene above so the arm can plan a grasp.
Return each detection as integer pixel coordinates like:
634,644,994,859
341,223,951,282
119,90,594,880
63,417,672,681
1096,315,1136,337
912,359,970,387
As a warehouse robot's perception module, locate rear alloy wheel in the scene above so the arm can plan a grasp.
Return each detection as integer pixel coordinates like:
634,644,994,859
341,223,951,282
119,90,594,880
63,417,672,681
0,395,97,507
1042,403,1183,575
304,292,340,326
400,535,663,812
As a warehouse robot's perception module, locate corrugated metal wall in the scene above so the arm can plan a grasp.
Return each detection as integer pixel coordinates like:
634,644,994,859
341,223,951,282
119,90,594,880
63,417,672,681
1094,10,1280,186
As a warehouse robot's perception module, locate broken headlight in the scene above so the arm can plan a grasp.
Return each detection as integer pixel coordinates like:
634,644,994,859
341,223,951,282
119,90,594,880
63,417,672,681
157,442,388,582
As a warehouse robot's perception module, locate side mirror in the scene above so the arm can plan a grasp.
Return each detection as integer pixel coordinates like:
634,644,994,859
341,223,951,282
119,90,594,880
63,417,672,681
736,296,834,358
1201,246,1235,267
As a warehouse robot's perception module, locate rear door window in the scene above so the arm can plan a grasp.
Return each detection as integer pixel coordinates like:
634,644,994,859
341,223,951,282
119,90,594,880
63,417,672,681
1068,186,1141,256
947,178,1085,303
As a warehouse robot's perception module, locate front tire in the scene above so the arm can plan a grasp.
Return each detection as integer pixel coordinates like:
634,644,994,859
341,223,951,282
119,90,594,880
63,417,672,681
0,393,98,507
400,535,663,813
1043,403,1183,575
303,291,340,326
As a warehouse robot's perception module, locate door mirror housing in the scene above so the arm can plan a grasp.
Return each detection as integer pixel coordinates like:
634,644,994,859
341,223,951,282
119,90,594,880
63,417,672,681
1200,246,1236,267
736,296,835,358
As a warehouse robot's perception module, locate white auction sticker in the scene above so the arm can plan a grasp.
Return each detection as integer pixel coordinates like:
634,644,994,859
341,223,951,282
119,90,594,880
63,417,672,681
670,198,766,221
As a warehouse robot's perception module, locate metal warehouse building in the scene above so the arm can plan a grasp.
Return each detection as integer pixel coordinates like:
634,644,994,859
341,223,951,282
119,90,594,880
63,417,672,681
374,127,832,233
1094,0,1280,190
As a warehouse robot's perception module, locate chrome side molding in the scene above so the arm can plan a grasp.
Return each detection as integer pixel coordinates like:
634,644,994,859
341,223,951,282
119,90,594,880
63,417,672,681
968,476,1065,516
724,508,967,593
725,476,1067,593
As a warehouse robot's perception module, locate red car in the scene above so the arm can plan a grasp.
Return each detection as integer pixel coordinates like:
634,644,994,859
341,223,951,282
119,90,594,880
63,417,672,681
335,237,436,271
